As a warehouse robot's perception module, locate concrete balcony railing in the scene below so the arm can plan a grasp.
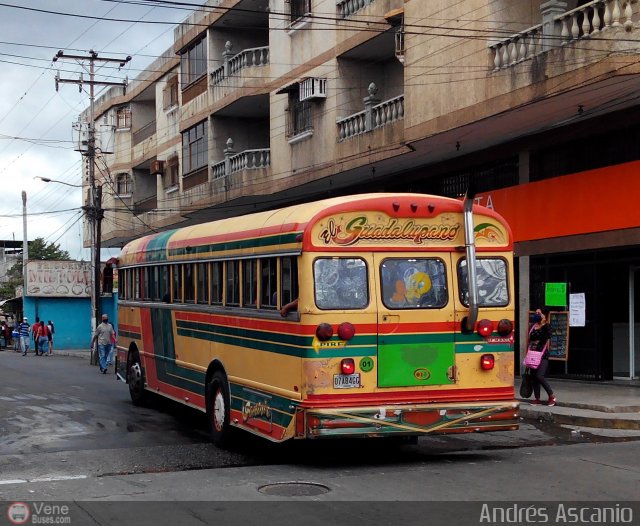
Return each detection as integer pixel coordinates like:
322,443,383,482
132,120,156,145
211,42,269,101
133,194,157,214
490,0,638,70
337,0,375,18
211,139,271,181
337,83,404,141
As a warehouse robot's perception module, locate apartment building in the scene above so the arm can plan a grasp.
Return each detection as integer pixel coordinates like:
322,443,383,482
85,0,640,381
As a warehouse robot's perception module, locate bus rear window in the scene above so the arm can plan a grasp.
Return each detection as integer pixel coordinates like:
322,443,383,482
381,258,448,309
458,258,509,307
314,258,368,310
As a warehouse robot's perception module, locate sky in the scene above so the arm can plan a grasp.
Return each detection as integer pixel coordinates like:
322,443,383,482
0,0,194,262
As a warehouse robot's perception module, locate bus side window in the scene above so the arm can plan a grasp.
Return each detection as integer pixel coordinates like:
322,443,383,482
172,264,183,303
184,263,195,303
211,262,223,304
281,256,298,306
242,259,257,308
197,262,209,304
226,260,240,306
261,257,277,309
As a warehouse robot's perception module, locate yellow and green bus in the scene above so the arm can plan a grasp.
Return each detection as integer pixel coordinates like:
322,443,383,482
116,193,518,445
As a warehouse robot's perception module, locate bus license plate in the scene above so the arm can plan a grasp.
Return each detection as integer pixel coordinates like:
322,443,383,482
333,373,361,389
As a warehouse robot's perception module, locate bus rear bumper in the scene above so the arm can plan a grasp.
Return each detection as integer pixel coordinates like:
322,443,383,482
302,400,519,438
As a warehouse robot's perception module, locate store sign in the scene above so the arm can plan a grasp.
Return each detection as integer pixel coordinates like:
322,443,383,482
545,282,567,307
25,260,91,298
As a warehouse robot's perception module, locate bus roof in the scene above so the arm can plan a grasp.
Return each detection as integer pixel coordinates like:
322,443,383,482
118,193,512,266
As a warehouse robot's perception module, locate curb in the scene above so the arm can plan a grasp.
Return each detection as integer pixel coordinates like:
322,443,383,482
520,405,640,430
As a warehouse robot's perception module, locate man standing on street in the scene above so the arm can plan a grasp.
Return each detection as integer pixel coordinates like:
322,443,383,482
18,317,31,356
91,314,115,374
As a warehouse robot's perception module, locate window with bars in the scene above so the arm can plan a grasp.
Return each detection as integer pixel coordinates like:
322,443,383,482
163,75,179,109
115,173,132,195
116,107,131,129
180,38,207,87
289,0,312,23
164,156,179,188
181,121,208,175
286,100,313,139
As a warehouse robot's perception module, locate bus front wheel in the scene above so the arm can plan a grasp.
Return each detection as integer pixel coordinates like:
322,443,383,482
128,359,147,406
207,371,231,447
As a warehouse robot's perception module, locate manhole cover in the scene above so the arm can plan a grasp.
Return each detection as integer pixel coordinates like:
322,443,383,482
258,482,331,497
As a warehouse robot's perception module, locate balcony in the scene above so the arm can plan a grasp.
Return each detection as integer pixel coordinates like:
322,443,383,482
211,42,270,102
337,84,404,141
132,120,156,145
211,139,271,198
489,0,638,70
337,0,375,18
133,194,157,215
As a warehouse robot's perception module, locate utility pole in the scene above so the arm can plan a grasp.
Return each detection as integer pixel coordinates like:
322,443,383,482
53,50,130,363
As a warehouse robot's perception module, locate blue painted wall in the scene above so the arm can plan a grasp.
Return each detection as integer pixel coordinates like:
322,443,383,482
23,296,117,349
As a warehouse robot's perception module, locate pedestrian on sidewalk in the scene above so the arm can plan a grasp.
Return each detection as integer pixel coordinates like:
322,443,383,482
36,321,50,356
31,317,40,352
527,307,556,406
17,317,31,356
47,320,55,355
91,314,115,374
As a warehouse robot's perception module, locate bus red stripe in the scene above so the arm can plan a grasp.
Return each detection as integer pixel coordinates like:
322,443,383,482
169,223,306,249
302,386,515,408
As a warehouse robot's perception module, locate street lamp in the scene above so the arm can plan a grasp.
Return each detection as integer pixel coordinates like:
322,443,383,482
35,175,102,364
34,176,83,188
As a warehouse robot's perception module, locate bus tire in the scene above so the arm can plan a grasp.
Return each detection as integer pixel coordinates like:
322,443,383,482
128,358,147,406
207,371,231,447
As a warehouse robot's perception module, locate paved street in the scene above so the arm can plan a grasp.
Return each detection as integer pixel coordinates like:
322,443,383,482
0,349,639,525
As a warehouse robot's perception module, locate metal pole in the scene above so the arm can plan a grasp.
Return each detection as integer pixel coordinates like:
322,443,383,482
21,191,28,297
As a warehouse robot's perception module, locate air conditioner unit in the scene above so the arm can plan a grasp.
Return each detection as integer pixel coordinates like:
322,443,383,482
150,160,165,174
299,78,327,102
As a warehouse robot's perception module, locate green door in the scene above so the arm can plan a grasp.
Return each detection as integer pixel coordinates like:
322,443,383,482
376,255,456,387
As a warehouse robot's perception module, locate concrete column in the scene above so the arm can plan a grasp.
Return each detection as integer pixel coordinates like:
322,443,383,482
518,255,531,375
363,82,380,132
222,41,234,78
540,1,567,52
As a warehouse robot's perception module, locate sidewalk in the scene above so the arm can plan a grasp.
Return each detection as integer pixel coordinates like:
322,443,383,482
518,378,640,434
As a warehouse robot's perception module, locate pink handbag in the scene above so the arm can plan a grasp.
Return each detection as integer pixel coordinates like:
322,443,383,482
523,348,544,369
523,325,549,369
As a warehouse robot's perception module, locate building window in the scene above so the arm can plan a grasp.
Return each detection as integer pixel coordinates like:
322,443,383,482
163,75,179,109
115,173,131,195
286,99,313,139
290,0,312,23
180,38,206,87
116,107,131,129
164,156,179,188
182,121,208,175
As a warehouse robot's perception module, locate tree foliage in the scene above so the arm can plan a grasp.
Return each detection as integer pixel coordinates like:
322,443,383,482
0,238,70,300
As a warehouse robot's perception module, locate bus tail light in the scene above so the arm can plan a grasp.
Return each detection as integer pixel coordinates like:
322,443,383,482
338,322,356,341
341,358,355,375
316,323,333,341
497,319,513,336
476,319,493,338
480,354,495,370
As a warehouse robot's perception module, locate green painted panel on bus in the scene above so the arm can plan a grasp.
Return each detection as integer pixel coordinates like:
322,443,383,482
377,341,455,387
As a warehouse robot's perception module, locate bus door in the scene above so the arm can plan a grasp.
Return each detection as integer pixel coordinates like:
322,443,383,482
375,254,456,388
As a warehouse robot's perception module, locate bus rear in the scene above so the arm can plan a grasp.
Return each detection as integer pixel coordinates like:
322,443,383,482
294,194,518,438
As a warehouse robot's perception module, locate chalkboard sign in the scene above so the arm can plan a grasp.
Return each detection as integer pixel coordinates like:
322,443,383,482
527,311,569,362
548,311,569,361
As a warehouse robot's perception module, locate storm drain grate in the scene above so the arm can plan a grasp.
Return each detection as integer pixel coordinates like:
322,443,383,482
258,481,331,497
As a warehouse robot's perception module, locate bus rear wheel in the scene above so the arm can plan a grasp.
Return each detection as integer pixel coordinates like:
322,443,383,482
128,359,147,406
207,371,231,447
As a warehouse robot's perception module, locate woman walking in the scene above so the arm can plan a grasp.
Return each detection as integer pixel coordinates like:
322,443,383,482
527,307,556,406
